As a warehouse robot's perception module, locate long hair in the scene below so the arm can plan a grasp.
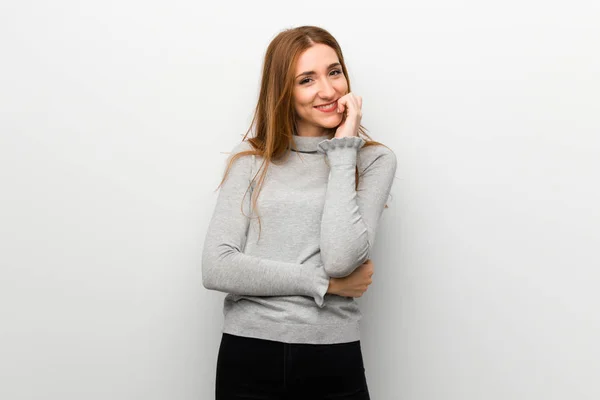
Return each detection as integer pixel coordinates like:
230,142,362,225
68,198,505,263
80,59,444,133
216,26,390,241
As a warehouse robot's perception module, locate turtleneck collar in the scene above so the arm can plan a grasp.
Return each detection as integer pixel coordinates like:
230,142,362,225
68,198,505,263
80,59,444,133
291,133,335,153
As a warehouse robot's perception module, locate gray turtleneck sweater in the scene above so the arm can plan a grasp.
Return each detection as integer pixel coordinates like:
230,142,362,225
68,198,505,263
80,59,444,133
202,134,397,344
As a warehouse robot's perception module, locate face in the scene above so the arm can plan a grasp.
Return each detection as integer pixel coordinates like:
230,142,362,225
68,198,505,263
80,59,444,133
292,43,348,136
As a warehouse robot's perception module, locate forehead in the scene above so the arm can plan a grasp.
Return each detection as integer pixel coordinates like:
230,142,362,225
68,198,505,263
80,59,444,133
295,44,339,72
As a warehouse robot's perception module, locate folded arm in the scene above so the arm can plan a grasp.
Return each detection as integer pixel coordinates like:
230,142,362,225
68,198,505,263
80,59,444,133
201,141,330,307
317,136,397,278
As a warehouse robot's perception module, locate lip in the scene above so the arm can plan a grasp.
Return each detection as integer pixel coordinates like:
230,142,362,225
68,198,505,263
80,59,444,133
314,99,338,108
314,99,338,113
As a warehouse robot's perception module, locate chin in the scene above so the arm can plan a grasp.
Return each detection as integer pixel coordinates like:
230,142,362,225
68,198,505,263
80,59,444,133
317,115,343,127
321,119,343,129
319,122,340,130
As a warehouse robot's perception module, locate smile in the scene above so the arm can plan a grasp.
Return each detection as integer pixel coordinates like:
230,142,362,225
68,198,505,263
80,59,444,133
314,100,338,113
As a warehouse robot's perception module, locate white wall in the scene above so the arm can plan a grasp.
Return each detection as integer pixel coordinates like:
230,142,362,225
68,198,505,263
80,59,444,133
1,1,598,399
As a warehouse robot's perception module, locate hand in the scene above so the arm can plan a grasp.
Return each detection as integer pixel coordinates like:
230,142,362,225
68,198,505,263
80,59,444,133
327,259,374,298
334,92,363,139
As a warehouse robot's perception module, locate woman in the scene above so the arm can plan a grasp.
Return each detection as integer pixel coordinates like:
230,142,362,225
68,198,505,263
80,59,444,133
202,25,397,400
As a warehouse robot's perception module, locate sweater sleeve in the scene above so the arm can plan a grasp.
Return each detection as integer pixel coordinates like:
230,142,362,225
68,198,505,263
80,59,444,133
316,136,397,278
201,141,331,307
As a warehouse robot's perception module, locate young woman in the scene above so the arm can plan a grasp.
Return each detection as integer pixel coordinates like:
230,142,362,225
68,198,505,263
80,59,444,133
202,25,397,400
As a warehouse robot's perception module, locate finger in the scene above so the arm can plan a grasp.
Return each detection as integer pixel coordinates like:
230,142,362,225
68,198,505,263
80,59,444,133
347,94,360,116
350,94,362,118
337,93,350,113
336,97,346,114
346,93,357,110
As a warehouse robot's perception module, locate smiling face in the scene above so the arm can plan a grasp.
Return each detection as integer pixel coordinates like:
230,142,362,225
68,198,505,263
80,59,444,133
292,43,349,137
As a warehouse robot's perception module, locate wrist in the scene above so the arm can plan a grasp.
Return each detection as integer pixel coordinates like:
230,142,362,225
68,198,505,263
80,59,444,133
327,278,338,295
316,136,365,166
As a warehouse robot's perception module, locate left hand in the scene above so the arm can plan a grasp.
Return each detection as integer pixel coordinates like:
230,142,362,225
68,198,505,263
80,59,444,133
334,92,362,139
326,259,374,298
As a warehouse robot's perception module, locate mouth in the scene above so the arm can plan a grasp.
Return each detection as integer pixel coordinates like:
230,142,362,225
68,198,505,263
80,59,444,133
314,100,338,113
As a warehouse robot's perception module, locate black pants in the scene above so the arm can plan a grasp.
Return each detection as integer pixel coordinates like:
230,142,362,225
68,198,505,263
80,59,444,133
216,333,371,400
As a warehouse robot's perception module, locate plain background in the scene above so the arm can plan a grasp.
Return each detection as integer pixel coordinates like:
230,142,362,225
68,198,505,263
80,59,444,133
1,1,599,399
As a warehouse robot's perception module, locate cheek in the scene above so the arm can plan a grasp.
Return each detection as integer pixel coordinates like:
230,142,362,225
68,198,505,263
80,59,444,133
335,79,349,93
293,99,308,118
294,92,313,111
302,94,315,107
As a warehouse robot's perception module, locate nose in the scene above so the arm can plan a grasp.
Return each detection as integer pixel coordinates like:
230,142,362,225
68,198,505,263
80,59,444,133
317,77,336,100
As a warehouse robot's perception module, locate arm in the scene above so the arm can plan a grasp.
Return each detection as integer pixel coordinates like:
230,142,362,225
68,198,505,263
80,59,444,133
317,136,397,278
202,141,330,307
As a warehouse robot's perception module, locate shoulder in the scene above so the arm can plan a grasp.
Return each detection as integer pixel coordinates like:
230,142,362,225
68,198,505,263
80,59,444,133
229,140,255,155
358,141,397,175
224,140,257,165
220,140,257,179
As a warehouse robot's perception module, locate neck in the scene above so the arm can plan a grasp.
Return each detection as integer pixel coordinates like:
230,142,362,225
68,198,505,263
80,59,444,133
291,131,334,153
294,123,336,138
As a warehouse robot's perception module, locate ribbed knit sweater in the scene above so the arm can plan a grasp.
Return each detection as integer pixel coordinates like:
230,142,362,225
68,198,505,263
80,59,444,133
202,133,397,344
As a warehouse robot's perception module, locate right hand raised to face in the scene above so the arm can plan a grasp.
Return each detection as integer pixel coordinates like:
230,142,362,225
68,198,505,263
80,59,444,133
327,259,374,298
333,92,363,139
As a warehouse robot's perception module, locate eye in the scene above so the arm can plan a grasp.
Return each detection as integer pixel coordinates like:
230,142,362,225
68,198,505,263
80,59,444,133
298,69,342,85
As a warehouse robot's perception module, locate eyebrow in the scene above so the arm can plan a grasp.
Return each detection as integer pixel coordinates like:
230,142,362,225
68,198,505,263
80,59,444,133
295,62,341,79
